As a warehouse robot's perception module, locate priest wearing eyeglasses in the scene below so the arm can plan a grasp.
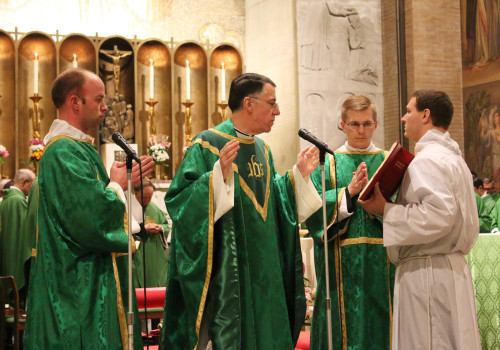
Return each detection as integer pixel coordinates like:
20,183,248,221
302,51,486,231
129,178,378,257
161,73,322,349
305,95,395,350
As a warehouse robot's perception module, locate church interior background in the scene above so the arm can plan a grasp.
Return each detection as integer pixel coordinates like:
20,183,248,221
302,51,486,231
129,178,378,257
2,1,500,349
1,0,498,179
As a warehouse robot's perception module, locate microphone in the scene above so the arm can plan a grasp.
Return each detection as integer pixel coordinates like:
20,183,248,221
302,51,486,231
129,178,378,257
298,128,334,155
111,132,141,163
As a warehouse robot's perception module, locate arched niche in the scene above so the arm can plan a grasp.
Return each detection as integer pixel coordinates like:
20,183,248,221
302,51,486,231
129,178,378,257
98,37,134,102
0,30,15,178
172,42,207,172
137,40,172,178
209,44,242,127
60,34,96,73
18,32,56,166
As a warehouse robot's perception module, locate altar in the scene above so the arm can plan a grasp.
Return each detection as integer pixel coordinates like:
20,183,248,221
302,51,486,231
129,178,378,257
466,233,500,350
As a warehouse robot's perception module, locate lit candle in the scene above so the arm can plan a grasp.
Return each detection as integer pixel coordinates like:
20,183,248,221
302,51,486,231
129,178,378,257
149,58,154,99
221,62,226,102
186,60,191,101
34,53,39,94
73,54,77,68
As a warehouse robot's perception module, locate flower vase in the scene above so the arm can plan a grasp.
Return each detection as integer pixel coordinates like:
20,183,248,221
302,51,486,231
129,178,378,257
155,164,161,180
33,162,38,175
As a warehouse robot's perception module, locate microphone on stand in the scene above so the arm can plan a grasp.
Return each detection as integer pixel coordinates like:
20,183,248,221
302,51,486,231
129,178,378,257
112,132,141,163
298,128,334,155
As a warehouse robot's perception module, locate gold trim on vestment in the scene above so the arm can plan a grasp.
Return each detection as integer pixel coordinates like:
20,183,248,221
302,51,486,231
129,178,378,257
288,169,295,195
112,253,128,350
33,185,40,257
340,237,383,246
208,128,256,144
194,171,215,349
44,134,92,150
321,188,346,242
193,136,271,222
335,236,388,349
333,236,348,349
387,255,393,349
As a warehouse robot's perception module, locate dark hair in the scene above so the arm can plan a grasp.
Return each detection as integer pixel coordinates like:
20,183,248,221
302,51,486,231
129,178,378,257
412,90,453,129
473,176,483,189
51,69,89,108
3,180,14,189
227,73,276,112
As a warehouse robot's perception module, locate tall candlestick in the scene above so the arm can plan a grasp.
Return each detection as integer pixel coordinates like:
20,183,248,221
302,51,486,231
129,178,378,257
73,54,77,68
149,58,155,99
221,62,226,102
34,53,39,94
186,60,191,100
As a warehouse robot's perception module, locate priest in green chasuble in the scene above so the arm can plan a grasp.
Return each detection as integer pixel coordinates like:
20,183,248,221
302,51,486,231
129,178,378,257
0,168,35,305
132,179,170,288
161,73,322,349
305,96,395,350
24,69,154,350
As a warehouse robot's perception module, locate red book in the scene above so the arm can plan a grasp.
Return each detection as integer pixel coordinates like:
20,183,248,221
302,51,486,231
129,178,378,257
358,141,414,201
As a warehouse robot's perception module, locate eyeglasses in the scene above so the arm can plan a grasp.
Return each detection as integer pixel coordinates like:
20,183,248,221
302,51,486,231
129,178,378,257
248,96,279,111
345,121,376,130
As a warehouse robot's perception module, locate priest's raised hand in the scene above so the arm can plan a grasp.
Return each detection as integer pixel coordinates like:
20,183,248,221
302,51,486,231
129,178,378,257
110,154,155,190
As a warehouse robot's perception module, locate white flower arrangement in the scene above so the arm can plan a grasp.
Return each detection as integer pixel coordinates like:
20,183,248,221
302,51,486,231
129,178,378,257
147,134,171,166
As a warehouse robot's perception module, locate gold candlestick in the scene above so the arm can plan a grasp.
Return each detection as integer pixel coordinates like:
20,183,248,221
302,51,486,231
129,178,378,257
217,101,229,121
182,100,194,144
29,93,43,140
145,99,159,138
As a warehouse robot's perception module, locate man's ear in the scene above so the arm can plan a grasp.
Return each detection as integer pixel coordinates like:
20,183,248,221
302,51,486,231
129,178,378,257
242,96,252,112
422,109,431,124
69,95,80,110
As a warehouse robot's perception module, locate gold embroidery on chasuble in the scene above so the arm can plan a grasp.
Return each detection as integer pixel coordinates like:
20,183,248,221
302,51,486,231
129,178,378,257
194,129,271,221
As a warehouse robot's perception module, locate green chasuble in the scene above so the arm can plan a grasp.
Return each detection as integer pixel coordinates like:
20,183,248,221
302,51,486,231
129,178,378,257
161,119,305,349
133,201,170,288
0,187,30,295
305,150,395,350
24,136,142,350
475,193,492,233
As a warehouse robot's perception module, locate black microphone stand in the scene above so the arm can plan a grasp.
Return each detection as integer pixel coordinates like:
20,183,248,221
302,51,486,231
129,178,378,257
319,149,333,350
126,155,135,350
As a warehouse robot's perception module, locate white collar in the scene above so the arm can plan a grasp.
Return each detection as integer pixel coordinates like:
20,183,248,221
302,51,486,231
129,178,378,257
338,141,380,153
44,119,92,144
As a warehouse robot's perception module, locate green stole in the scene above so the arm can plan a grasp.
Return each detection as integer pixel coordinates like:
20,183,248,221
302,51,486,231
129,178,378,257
162,119,305,350
306,150,396,350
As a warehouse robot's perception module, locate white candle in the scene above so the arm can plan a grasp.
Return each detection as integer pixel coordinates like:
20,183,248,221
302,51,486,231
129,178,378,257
221,62,226,102
149,58,154,99
186,60,191,101
73,54,77,68
34,53,39,94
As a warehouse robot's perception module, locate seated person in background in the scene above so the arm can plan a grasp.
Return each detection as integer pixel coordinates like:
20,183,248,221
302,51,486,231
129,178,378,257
473,176,494,233
133,179,170,288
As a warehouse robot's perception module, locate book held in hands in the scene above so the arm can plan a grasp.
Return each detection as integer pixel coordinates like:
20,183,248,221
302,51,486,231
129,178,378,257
358,142,414,201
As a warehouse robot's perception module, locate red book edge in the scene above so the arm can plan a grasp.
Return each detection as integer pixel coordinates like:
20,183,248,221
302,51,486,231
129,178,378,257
358,141,414,201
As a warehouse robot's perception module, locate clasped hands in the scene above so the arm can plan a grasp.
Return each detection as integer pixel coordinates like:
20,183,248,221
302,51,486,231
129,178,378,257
110,155,155,190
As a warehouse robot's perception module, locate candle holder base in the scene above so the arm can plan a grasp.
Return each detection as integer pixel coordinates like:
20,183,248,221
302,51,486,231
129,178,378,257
182,100,195,144
217,101,229,121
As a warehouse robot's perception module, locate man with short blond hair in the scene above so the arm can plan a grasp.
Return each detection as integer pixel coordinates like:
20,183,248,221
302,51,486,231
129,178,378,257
306,95,394,349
